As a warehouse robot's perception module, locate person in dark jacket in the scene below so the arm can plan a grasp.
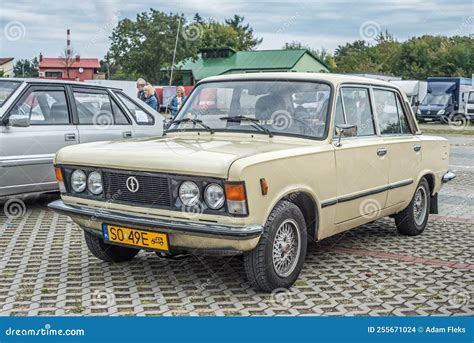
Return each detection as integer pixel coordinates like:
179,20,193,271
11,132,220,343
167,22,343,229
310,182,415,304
136,78,146,101
143,85,159,111
169,86,187,118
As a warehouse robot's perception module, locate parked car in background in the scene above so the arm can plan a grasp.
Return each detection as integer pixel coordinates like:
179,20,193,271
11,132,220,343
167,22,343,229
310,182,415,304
465,89,474,120
416,77,472,123
390,80,427,112
48,73,453,291
0,78,164,198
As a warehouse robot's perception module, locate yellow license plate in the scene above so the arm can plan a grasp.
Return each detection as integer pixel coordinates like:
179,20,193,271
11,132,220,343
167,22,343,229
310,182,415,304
102,224,169,252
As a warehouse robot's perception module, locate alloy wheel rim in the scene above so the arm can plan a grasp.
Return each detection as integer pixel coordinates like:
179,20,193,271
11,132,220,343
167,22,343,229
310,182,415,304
272,219,301,278
413,186,427,226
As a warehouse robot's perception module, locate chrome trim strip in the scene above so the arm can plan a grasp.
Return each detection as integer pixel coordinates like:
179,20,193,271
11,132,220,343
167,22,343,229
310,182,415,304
321,179,414,208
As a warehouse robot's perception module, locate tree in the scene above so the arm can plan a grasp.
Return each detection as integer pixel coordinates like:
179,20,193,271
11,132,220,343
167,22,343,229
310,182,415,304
61,47,78,79
13,58,39,77
108,10,200,84
200,21,239,50
283,41,335,70
225,15,262,50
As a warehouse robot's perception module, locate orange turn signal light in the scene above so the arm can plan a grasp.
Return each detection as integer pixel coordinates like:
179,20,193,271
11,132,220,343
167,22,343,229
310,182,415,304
260,178,268,195
54,167,63,182
224,182,246,201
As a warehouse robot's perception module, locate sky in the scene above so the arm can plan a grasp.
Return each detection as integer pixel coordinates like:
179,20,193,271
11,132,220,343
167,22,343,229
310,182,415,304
0,0,472,60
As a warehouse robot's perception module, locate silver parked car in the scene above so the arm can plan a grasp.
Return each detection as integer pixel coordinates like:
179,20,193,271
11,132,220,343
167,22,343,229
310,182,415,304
0,78,164,198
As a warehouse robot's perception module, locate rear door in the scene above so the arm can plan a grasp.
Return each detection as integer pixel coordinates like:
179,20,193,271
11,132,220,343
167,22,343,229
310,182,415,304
71,86,135,143
373,88,421,208
113,91,163,138
0,84,78,196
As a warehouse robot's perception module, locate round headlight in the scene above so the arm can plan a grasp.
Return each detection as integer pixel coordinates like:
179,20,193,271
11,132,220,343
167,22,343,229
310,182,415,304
204,183,225,209
179,181,200,206
71,169,86,193
87,171,103,195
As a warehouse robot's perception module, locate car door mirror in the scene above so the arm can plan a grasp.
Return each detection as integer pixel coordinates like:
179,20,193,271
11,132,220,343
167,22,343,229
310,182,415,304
335,124,357,147
8,114,31,127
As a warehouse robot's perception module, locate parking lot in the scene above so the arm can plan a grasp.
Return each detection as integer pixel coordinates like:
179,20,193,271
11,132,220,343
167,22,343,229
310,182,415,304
0,134,472,317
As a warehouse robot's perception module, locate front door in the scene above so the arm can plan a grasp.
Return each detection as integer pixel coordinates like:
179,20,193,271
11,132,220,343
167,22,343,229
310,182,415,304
334,86,389,223
0,85,78,196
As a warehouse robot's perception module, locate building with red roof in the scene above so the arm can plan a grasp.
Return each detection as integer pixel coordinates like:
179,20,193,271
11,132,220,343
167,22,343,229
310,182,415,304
38,53,103,81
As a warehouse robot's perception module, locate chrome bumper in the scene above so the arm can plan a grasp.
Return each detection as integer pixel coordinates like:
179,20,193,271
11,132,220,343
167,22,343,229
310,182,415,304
442,171,456,183
47,200,263,251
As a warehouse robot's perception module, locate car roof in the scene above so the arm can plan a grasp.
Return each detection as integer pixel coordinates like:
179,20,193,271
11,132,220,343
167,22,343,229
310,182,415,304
0,77,122,91
200,72,403,90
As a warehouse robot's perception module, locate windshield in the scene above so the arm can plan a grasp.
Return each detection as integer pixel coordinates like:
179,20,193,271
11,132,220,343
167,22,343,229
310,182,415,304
168,80,332,139
0,81,21,107
421,93,451,106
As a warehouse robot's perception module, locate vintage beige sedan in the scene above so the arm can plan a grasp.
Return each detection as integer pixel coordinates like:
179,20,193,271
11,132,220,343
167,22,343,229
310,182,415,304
48,73,455,291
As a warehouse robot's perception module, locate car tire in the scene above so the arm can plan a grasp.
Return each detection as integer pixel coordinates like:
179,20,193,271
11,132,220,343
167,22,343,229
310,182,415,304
394,178,430,236
84,230,140,262
244,200,307,292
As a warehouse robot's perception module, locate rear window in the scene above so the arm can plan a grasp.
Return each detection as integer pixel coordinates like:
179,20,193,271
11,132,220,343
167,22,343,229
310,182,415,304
0,81,21,106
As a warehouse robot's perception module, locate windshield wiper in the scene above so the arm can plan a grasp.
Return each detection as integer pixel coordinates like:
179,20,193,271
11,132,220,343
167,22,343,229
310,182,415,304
220,116,273,138
167,118,214,134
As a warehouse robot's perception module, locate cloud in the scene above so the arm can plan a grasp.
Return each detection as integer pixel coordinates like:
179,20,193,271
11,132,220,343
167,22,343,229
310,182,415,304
0,0,471,60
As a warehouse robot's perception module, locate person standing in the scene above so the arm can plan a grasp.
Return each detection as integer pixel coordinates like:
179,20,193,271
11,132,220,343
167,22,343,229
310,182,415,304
169,86,187,118
136,78,146,101
143,85,159,111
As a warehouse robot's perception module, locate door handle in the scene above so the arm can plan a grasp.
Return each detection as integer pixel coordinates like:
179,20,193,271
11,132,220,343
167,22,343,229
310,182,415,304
123,131,133,138
413,144,422,152
64,133,76,141
377,148,387,156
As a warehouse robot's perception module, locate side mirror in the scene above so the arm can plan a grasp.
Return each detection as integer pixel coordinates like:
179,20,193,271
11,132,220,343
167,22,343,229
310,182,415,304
415,100,420,106
335,124,357,147
8,114,30,127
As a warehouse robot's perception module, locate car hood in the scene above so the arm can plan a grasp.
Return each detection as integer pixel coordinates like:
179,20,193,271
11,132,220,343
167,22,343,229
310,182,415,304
55,134,315,178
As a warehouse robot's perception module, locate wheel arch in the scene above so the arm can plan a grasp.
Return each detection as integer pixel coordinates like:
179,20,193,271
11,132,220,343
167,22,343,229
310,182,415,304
280,191,319,242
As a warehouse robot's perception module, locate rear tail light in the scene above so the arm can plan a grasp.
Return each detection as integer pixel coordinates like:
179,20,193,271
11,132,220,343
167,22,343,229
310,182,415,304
225,182,248,215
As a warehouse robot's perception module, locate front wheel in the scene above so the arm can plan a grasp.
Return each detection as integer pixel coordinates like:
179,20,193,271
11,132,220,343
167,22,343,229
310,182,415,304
394,178,430,236
244,201,307,292
84,230,140,262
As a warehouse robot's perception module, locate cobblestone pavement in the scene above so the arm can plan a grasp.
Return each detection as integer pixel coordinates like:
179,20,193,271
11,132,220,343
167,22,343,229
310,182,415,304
0,136,473,317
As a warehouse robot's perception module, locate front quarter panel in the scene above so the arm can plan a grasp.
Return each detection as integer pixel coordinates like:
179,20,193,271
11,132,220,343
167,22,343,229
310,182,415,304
228,143,336,236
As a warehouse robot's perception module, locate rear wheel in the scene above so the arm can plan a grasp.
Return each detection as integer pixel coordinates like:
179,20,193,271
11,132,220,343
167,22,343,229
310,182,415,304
394,178,430,236
84,230,140,262
244,201,307,292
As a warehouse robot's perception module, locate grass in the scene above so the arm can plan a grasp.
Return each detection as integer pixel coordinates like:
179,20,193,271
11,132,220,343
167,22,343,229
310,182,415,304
421,129,474,136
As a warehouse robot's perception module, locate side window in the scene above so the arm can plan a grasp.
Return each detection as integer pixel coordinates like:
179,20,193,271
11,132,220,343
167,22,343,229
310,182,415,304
396,96,411,134
73,89,130,125
341,87,375,136
374,89,402,134
9,88,70,125
115,92,154,125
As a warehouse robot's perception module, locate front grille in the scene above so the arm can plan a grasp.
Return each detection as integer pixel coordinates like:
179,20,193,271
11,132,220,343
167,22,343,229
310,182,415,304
467,109,474,114
102,170,171,208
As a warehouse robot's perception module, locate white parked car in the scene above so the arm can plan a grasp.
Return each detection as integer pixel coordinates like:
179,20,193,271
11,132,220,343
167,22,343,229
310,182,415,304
0,78,163,198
